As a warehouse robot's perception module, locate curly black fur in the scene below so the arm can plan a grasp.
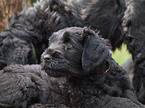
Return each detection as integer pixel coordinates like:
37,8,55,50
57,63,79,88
81,0,126,49
0,27,144,108
41,27,143,107
1,0,145,105
0,65,49,108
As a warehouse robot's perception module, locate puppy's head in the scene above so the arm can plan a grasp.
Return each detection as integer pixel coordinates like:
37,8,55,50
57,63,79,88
41,27,111,77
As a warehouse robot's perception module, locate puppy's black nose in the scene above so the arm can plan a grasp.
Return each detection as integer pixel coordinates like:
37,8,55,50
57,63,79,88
43,54,51,61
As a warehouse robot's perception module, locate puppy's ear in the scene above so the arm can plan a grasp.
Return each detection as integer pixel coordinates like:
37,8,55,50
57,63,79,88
82,27,111,74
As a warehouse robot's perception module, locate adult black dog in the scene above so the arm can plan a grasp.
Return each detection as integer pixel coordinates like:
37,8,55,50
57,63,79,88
0,0,84,68
123,0,145,103
41,27,143,107
0,27,144,108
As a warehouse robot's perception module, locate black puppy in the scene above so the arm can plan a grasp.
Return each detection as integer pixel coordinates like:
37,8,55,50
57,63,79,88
123,0,145,103
0,0,84,68
41,27,144,107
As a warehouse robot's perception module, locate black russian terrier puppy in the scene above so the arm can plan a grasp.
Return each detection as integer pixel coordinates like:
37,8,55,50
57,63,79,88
0,27,144,108
0,0,84,68
41,27,144,107
123,0,145,103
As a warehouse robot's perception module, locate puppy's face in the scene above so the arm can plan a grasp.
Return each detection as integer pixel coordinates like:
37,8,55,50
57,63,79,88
41,27,111,77
41,27,84,77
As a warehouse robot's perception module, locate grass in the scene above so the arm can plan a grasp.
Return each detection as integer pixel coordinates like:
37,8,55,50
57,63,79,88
112,44,132,66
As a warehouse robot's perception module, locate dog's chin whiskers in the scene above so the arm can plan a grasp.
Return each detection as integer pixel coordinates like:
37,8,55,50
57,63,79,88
45,67,67,77
50,61,57,68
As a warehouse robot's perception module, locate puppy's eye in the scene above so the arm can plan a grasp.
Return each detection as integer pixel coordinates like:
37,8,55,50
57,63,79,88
52,51,61,58
65,44,72,50
67,44,72,49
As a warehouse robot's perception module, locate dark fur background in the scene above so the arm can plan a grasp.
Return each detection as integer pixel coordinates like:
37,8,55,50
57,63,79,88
1,0,145,106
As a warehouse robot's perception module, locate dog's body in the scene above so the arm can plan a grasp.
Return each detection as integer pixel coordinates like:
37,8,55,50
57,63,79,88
0,65,49,107
0,64,72,108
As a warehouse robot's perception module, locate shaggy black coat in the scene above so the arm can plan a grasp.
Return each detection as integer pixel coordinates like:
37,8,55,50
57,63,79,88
0,0,83,68
0,65,48,108
123,0,145,104
0,27,144,108
1,0,145,105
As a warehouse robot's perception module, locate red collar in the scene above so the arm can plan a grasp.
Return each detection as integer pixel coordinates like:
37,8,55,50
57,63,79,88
104,67,110,73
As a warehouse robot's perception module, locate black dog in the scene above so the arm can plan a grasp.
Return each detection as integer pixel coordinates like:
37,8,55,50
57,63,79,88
122,0,145,103
0,0,84,68
41,27,144,107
